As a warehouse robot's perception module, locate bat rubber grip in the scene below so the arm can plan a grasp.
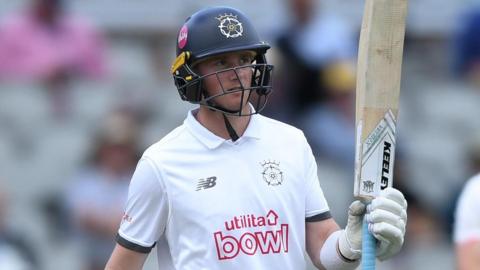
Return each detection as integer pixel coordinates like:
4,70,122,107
362,211,376,269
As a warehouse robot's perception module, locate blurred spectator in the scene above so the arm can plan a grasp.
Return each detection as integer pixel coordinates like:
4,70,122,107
0,185,39,270
385,190,454,270
0,0,107,80
0,0,108,117
267,0,356,124
453,137,480,270
299,61,356,167
453,173,480,270
63,110,141,270
453,8,480,86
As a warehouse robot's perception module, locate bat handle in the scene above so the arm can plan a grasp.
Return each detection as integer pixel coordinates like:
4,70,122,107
362,206,376,269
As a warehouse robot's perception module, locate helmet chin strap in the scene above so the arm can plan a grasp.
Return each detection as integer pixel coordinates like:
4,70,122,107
203,90,248,142
222,114,240,141
205,100,241,141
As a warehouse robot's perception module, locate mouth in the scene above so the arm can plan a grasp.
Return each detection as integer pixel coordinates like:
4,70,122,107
225,86,243,93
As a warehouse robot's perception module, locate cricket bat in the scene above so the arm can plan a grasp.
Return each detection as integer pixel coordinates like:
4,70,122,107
353,0,408,269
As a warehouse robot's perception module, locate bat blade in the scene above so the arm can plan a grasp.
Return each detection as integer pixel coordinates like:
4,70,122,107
353,0,408,269
354,0,408,200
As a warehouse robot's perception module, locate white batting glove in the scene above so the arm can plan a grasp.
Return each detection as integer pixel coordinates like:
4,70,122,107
367,187,407,261
338,200,365,261
338,187,407,261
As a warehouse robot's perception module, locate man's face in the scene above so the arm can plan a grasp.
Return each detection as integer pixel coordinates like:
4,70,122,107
33,0,62,21
195,51,255,113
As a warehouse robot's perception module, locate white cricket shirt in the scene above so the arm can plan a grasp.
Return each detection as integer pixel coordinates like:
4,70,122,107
117,109,331,270
454,174,480,243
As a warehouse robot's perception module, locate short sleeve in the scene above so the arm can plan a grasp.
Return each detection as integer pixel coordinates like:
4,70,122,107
302,134,331,221
454,177,480,243
117,157,169,253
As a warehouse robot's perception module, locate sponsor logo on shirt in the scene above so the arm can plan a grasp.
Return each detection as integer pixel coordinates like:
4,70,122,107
214,210,288,260
122,213,133,223
196,176,217,191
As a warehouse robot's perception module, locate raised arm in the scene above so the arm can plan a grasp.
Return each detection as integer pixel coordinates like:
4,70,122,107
306,217,341,270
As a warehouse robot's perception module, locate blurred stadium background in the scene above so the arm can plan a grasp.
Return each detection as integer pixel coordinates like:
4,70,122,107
1,0,480,269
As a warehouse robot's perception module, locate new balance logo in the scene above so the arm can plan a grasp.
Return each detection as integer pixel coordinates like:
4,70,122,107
196,176,217,191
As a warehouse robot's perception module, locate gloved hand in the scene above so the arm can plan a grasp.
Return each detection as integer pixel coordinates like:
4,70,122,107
339,187,408,261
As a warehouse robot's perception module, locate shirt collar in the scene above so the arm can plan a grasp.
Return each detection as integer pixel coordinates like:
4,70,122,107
184,109,262,149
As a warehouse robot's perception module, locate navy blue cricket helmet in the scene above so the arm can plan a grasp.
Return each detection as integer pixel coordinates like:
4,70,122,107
170,6,274,116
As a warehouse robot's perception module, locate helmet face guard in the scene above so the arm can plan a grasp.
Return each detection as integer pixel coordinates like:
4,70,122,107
171,6,274,116
172,53,273,116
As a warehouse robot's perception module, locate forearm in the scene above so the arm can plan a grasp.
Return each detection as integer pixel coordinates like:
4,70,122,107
306,218,359,270
306,218,340,269
317,230,360,270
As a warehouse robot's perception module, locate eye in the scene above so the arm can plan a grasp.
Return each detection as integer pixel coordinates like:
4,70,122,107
214,59,227,67
239,55,253,65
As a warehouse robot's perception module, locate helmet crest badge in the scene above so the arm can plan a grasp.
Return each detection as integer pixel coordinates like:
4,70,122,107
216,13,243,38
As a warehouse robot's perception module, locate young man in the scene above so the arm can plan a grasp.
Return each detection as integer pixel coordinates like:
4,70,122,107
454,174,480,270
105,6,407,270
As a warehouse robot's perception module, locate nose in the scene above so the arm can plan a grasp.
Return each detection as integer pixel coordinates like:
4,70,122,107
229,64,253,83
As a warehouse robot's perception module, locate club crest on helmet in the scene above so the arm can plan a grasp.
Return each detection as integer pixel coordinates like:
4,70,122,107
216,14,243,38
